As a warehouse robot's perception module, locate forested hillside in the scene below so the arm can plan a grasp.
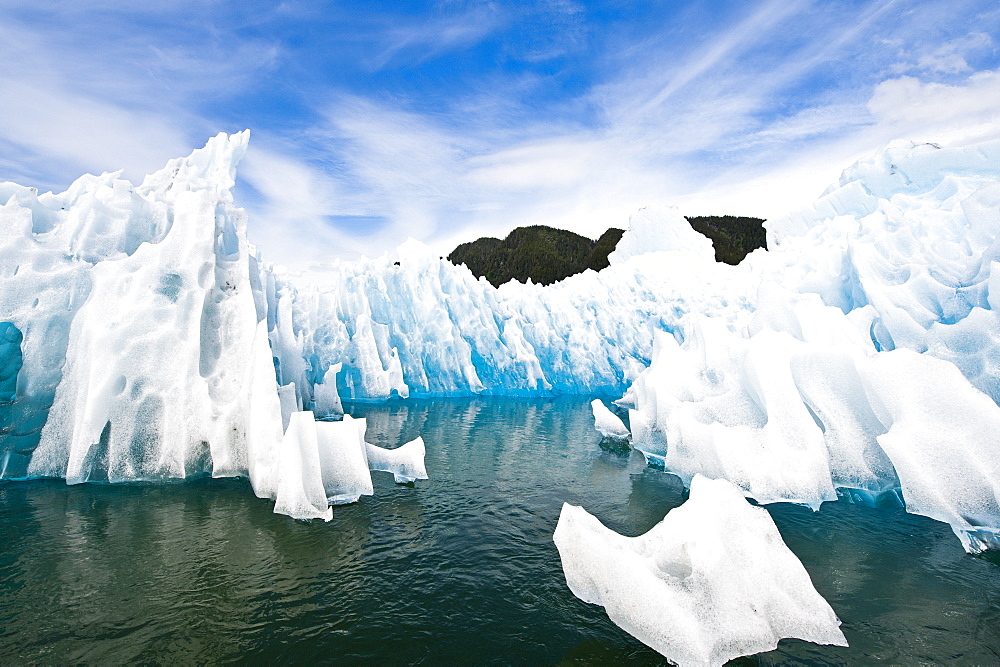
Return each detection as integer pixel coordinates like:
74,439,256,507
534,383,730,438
686,215,767,264
448,226,624,287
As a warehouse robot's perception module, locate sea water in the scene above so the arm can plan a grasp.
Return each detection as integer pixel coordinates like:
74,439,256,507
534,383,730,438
1,397,999,663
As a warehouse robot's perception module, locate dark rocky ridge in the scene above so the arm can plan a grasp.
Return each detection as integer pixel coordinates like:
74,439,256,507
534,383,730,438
448,226,625,287
448,216,765,287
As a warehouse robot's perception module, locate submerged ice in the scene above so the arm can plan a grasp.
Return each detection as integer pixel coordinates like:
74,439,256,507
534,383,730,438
553,475,848,665
0,131,998,552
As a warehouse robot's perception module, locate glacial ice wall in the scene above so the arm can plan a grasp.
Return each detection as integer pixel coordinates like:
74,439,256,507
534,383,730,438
262,205,754,410
0,131,280,483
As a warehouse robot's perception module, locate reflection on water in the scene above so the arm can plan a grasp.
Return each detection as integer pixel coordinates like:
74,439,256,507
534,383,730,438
1,397,998,663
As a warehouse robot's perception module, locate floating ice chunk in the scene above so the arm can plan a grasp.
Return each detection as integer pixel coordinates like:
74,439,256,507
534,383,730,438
273,411,332,521
269,411,379,516
365,436,428,483
553,475,848,665
315,414,374,505
590,399,630,439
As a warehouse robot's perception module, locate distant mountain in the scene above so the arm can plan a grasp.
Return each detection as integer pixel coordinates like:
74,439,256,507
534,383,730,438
448,216,765,287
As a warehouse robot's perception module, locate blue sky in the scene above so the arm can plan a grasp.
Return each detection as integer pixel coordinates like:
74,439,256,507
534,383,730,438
1,0,999,269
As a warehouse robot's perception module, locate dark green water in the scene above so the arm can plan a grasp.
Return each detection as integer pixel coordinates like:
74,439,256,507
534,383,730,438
1,397,999,664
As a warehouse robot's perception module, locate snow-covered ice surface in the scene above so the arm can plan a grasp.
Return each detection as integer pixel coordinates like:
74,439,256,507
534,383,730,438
1,132,999,554
553,475,848,665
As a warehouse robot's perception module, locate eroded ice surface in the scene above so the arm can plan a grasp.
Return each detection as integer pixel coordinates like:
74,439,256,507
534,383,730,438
1,132,999,547
623,141,1000,552
553,475,848,665
0,132,422,520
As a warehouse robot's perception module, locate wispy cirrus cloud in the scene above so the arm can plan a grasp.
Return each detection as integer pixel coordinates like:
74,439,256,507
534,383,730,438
0,6,281,187
273,0,1000,265
366,5,506,71
0,0,998,270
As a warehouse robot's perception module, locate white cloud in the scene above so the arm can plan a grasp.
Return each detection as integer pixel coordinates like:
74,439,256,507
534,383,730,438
676,67,1000,224
913,31,992,75
0,10,279,190
0,77,193,188
867,70,1000,145
1,0,999,271
623,0,808,123
239,148,357,267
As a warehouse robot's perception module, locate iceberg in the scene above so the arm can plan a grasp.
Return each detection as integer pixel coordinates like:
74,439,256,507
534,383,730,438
0,131,277,485
1,130,999,553
0,132,426,520
315,415,375,505
621,140,1000,552
365,436,429,483
591,399,630,439
274,411,333,521
553,475,848,664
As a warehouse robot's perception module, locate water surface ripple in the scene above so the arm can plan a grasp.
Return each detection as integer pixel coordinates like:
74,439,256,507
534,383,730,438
1,397,998,663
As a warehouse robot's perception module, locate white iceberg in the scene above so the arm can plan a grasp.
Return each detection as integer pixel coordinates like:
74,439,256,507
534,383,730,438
1,130,999,552
315,415,375,505
365,436,428,483
553,475,848,665
622,140,1000,552
274,411,332,521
